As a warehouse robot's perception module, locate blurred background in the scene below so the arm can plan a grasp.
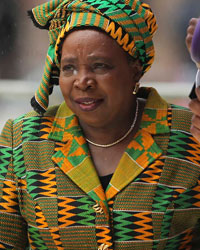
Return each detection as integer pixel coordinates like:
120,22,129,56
0,0,200,130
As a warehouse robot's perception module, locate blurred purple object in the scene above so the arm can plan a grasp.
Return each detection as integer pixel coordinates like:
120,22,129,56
191,19,200,63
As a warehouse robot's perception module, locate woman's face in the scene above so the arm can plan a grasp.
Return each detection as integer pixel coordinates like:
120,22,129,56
59,29,141,129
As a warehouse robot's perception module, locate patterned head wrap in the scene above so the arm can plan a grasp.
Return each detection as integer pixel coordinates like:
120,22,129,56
29,0,157,114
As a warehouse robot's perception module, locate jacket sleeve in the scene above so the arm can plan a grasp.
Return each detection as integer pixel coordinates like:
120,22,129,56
0,119,28,249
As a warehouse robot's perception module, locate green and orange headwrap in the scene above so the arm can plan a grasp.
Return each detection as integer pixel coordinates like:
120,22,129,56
29,0,157,114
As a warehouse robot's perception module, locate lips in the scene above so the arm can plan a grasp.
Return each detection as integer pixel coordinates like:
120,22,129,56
75,97,103,111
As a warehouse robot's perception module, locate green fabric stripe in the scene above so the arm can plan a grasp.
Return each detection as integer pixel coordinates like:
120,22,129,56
131,12,141,20
34,9,43,26
123,23,137,29
137,21,147,29
99,15,106,27
129,0,140,12
38,3,48,25
141,7,146,18
81,13,88,25
36,89,48,107
73,12,80,26
42,3,47,23
113,211,133,241
90,14,97,26
145,41,154,49
88,0,118,13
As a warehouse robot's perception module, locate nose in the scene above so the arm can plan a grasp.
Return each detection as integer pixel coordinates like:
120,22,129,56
74,67,96,91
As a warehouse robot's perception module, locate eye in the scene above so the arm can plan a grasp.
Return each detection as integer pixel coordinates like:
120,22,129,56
92,63,113,73
61,64,77,76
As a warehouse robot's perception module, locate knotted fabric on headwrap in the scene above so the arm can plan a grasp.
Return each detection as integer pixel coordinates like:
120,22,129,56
29,0,157,114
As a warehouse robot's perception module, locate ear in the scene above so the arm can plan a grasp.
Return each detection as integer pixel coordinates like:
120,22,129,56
129,59,143,83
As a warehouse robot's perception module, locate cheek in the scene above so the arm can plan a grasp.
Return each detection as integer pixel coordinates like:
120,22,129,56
106,81,133,107
107,66,133,86
59,77,71,97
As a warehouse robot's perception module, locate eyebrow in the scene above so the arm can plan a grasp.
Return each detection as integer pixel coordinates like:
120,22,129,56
61,57,77,65
61,55,113,65
87,55,112,63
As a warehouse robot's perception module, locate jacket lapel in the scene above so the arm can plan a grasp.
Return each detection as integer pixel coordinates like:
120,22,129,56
105,129,163,200
48,103,108,213
106,88,171,200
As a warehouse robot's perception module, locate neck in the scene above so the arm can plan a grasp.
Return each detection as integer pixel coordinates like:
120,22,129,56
83,121,132,145
79,99,143,146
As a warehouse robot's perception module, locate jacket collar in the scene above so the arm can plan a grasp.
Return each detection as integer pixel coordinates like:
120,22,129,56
48,87,170,211
139,87,170,134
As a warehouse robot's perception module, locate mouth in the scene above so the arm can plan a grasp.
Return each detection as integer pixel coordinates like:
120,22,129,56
75,97,103,111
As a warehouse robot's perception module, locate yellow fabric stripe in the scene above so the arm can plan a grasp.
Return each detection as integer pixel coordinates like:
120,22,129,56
111,152,144,190
67,157,100,193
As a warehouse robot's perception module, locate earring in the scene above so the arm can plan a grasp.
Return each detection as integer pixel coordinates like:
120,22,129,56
133,82,140,95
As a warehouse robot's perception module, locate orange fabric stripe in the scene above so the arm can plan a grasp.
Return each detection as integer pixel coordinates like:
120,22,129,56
94,185,105,201
106,185,118,200
85,12,93,25
94,14,101,26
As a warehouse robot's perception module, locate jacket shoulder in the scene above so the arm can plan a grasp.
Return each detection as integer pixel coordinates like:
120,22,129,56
22,105,60,119
170,104,192,133
12,105,60,146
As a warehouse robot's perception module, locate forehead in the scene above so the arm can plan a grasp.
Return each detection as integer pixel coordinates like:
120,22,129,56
61,28,128,59
64,28,114,45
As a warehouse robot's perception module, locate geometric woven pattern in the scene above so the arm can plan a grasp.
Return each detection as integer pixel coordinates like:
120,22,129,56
22,117,42,142
152,184,174,212
160,210,174,239
35,204,49,228
0,180,19,214
58,196,95,227
49,228,64,250
96,226,113,249
164,233,182,250
28,225,49,250
13,145,26,178
135,158,164,183
174,181,200,209
0,147,12,179
113,210,153,241
26,169,57,200
167,130,200,165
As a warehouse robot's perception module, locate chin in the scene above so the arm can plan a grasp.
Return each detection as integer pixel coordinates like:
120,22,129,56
79,112,112,128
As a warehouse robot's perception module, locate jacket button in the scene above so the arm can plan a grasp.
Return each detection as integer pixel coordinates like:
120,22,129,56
98,243,109,250
93,202,104,214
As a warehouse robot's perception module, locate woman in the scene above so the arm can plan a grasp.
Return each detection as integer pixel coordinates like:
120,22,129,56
0,0,200,249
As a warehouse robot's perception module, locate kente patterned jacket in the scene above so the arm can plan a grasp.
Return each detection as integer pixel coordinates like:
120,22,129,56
0,87,200,250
